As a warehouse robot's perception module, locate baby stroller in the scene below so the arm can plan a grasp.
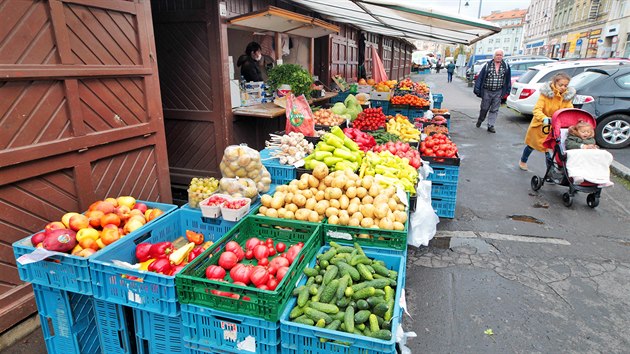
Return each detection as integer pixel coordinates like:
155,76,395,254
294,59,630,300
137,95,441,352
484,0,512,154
530,108,605,208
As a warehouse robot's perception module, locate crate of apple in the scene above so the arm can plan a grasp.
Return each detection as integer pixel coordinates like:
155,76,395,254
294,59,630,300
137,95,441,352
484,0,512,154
220,198,251,222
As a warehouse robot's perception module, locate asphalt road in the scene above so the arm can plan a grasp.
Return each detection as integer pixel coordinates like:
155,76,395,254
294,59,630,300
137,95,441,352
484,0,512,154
403,71,630,353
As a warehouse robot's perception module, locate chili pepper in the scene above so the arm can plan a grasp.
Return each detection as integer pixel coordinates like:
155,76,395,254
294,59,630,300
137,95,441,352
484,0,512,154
135,242,153,262
185,230,204,245
187,245,206,263
148,257,173,275
323,156,344,167
149,241,173,259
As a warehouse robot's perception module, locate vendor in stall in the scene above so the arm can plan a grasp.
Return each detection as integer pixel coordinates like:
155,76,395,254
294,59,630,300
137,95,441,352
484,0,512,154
237,41,274,82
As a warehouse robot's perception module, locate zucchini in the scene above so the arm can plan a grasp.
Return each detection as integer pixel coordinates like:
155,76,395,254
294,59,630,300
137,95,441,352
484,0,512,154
344,306,355,333
309,302,339,314
337,262,360,281
356,299,369,310
368,314,379,332
318,248,337,262
289,306,304,319
336,274,350,300
293,315,315,326
297,286,310,307
352,287,376,300
303,267,319,277
320,279,339,303
354,310,371,324
370,329,392,340
356,263,374,281
323,265,339,285
304,307,333,324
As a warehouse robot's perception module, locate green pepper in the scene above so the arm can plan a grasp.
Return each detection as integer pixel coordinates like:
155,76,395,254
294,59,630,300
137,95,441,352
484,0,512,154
324,156,344,167
316,142,336,152
314,151,333,161
333,149,357,162
322,134,344,149
335,161,358,171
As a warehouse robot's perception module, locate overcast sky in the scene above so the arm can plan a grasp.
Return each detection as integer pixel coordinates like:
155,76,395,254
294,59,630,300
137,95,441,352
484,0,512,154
420,0,532,18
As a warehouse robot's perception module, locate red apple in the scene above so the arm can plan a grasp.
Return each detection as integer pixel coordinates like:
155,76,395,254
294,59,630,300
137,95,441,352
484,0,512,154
68,214,90,232
116,196,136,209
133,202,148,214
45,221,66,235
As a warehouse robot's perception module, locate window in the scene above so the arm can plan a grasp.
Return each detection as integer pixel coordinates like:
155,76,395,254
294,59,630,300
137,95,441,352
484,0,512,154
489,38,493,43
539,68,577,83
518,69,539,83
614,74,630,89
505,38,510,42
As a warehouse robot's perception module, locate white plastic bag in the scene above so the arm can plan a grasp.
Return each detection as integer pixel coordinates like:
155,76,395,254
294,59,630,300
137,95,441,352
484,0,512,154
408,180,439,247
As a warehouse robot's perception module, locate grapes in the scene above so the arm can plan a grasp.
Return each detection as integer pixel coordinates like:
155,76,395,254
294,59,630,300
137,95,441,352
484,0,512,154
188,177,219,207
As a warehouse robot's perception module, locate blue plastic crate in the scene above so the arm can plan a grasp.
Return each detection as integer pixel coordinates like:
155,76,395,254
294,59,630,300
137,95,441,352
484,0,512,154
93,298,135,354
387,104,409,117
431,197,456,218
408,107,428,119
370,100,389,112
90,208,234,316
280,246,405,354
431,181,458,199
330,91,350,103
33,284,101,354
134,307,189,354
427,164,460,183
432,93,443,109
12,201,177,294
260,149,297,185
182,304,280,354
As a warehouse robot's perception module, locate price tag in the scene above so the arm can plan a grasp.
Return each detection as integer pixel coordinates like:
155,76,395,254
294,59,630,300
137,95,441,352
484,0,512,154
327,230,352,240
221,321,238,342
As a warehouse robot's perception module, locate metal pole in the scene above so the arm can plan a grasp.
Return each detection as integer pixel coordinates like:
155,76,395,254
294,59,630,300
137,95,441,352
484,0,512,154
477,0,483,19
458,0,462,14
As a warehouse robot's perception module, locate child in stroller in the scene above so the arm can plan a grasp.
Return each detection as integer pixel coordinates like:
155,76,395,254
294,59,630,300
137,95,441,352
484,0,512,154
530,108,613,208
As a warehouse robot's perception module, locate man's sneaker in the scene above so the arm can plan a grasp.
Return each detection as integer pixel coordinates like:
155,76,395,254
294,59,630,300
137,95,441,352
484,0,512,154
519,161,528,171
476,119,482,128
487,126,496,133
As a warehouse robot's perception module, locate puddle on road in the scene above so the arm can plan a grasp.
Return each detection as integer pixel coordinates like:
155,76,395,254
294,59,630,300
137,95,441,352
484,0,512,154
508,215,545,224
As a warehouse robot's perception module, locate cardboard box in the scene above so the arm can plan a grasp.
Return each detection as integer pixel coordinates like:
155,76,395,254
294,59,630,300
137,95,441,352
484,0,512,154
370,91,391,101
357,85,373,93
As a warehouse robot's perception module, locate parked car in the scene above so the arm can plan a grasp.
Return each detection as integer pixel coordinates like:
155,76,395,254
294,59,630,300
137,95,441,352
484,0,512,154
509,59,555,81
570,66,630,149
506,59,629,116
504,55,553,64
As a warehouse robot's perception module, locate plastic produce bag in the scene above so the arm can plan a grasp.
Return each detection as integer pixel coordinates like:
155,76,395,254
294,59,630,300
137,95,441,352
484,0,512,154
219,177,259,201
408,180,439,247
219,144,271,193
285,94,315,137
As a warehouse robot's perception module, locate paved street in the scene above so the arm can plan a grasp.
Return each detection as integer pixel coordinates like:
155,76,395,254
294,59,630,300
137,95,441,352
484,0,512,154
404,71,630,353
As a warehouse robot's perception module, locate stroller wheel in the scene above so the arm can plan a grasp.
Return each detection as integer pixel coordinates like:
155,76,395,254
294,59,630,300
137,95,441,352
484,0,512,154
586,193,600,208
531,176,543,191
562,192,573,207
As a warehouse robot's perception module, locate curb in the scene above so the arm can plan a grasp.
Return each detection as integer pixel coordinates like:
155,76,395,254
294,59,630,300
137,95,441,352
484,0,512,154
611,161,630,181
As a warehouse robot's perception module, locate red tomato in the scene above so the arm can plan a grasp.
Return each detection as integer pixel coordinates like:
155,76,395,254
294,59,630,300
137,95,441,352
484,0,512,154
276,266,289,281
267,246,276,257
275,242,286,253
265,238,274,246
245,237,261,251
258,257,269,266
250,266,270,287
245,249,254,260
253,244,269,260
205,265,226,280
229,263,253,285
267,278,279,291
218,251,238,270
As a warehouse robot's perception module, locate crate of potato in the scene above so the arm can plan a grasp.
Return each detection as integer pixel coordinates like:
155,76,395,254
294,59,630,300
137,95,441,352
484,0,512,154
314,108,348,130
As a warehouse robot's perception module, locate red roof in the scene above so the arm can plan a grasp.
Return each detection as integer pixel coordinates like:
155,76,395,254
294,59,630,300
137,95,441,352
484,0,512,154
483,9,527,21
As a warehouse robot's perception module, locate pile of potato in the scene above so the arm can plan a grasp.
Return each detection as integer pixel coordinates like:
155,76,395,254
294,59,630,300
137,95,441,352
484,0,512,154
257,164,407,231
219,145,271,193
313,108,346,126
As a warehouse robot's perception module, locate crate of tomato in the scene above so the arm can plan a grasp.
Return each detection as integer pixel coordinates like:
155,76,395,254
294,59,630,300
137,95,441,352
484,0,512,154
351,107,388,131
420,133,460,166
176,215,322,322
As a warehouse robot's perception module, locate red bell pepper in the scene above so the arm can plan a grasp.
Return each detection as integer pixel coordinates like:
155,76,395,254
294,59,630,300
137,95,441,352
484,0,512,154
187,245,205,263
147,257,173,275
149,241,173,259
135,242,153,262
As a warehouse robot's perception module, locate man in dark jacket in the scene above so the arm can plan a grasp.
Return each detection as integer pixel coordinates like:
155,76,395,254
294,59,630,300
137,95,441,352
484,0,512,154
237,42,266,82
473,49,511,133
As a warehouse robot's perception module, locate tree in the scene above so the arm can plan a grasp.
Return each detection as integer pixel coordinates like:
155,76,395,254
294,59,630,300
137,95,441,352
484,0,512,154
445,47,452,57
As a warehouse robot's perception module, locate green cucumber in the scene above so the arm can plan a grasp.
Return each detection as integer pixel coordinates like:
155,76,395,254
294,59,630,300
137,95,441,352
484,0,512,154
323,265,338,285
336,274,350,300
370,329,392,340
356,263,374,280
289,306,305,319
373,303,389,317
371,263,391,277
356,299,369,310
354,310,371,324
304,307,332,324
297,286,310,307
350,255,372,266
309,302,339,314
318,248,337,262
303,267,319,277
293,315,314,326
344,306,355,333
320,279,339,303
368,314,379,332
352,287,376,300
337,262,360,281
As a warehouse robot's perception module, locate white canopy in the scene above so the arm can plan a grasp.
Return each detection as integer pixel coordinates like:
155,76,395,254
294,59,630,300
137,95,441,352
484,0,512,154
288,0,501,45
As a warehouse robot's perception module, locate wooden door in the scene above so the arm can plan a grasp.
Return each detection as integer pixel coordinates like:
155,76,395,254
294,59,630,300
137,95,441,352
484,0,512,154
0,0,170,331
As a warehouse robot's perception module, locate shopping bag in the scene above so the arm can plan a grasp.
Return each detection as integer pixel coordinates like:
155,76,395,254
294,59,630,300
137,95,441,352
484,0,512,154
285,93,315,137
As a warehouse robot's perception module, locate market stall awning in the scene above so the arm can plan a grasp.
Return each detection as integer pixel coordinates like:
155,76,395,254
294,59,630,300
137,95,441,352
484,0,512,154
288,0,501,45
228,6,340,38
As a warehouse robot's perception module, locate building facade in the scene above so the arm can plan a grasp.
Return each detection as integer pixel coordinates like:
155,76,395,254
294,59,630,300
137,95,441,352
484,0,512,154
523,0,556,56
599,0,630,57
475,9,527,56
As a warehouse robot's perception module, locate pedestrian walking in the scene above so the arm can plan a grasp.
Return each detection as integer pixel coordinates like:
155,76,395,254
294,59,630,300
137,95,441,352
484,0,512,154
446,62,456,82
436,58,442,73
519,72,575,171
473,49,512,133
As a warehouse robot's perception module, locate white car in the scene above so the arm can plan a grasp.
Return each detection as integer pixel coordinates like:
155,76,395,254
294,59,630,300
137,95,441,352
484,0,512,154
507,59,630,116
